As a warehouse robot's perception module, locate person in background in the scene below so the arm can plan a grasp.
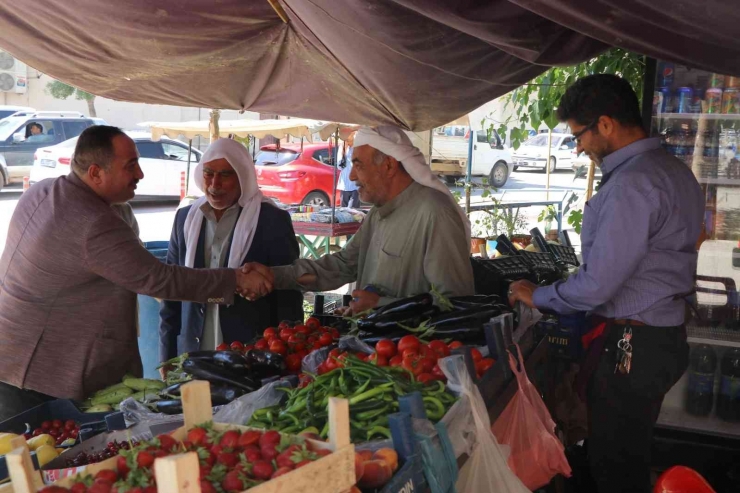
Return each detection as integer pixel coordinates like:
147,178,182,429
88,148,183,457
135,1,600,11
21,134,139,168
28,122,42,136
337,131,360,207
0,126,271,421
159,138,302,373
248,125,474,315
508,74,703,493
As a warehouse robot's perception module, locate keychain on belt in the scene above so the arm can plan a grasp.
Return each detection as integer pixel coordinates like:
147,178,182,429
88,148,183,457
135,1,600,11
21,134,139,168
615,327,633,375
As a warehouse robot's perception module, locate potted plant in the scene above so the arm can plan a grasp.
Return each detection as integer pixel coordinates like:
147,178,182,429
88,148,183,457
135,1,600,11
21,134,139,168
475,209,504,254
501,206,530,246
538,205,559,240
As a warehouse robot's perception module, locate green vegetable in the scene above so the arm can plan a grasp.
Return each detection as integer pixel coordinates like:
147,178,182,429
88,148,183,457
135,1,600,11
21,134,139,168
131,389,161,402
91,382,130,398
91,387,134,406
123,377,166,391
85,404,113,413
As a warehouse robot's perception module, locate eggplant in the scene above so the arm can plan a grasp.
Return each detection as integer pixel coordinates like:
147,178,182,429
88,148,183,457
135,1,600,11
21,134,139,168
426,326,486,342
184,350,219,362
244,350,286,377
182,358,260,392
427,306,503,329
357,306,439,334
212,351,250,374
364,293,434,321
210,384,245,405
160,382,183,397
448,295,503,309
156,399,183,415
358,330,409,345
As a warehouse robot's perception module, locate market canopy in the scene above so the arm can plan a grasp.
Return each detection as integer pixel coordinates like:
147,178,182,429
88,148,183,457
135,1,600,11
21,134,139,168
138,118,358,142
0,1,738,130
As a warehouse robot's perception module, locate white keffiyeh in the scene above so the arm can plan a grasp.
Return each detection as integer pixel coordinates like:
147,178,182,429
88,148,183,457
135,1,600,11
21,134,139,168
354,125,471,239
183,138,271,269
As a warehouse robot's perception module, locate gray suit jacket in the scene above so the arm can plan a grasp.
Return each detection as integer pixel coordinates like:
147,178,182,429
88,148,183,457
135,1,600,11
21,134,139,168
0,173,236,400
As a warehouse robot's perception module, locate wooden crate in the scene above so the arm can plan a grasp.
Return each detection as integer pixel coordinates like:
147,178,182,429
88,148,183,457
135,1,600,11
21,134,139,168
3,381,356,493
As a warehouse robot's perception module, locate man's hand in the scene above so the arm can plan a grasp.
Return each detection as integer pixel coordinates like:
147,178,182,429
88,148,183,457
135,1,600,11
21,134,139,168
508,280,538,309
349,289,380,315
235,263,274,300
333,306,353,317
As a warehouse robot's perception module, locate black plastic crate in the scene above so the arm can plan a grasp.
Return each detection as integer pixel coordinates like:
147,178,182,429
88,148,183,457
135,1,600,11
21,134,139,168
519,250,561,273
480,255,532,278
547,243,580,267
0,399,110,436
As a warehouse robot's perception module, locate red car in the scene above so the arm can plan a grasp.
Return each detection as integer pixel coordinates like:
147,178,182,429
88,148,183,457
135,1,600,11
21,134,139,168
254,142,341,206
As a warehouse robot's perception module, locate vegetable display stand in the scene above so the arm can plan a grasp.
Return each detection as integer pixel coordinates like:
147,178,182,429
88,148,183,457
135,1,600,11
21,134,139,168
292,221,361,259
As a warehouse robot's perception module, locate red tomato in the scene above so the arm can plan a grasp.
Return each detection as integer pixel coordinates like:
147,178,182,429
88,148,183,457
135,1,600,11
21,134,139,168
288,333,305,344
295,349,309,360
401,353,424,376
471,348,483,363
448,341,464,351
41,421,52,431
269,339,288,356
375,339,397,358
389,355,403,367
215,343,229,351
357,353,369,361
254,338,269,350
307,335,319,345
476,358,495,376
328,348,342,360
325,357,341,371
230,341,244,351
278,321,291,330
421,357,436,373
52,419,63,429
432,363,446,380
401,348,419,359
263,327,278,340
330,328,341,339
368,353,388,367
305,318,321,330
292,342,307,353
428,340,450,359
317,362,330,375
64,420,77,431
295,324,311,336
279,327,295,342
285,354,303,373
244,344,255,352
417,373,435,384
318,333,333,347
419,344,435,361
398,335,421,354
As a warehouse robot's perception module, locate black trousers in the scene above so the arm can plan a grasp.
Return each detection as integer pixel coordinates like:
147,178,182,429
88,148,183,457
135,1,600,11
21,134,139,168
340,190,359,208
587,323,689,493
0,380,55,423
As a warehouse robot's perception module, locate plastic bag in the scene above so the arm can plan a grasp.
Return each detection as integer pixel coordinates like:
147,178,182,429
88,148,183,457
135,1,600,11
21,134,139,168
514,303,542,342
301,335,375,373
440,355,530,493
491,345,572,490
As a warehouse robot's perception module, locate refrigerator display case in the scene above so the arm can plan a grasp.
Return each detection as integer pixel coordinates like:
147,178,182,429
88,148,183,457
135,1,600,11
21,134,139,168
643,59,740,439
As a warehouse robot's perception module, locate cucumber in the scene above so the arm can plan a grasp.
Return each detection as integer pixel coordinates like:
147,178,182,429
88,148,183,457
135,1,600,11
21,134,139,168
90,387,134,406
123,377,166,392
131,390,161,403
92,382,130,398
85,404,113,413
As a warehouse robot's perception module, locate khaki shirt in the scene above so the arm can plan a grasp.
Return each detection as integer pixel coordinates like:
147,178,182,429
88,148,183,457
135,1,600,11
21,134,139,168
273,182,474,305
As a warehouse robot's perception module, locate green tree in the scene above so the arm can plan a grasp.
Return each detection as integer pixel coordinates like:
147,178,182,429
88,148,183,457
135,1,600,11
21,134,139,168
45,80,98,117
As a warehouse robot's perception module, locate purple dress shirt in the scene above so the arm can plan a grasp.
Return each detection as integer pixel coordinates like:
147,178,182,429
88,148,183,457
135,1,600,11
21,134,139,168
532,138,704,326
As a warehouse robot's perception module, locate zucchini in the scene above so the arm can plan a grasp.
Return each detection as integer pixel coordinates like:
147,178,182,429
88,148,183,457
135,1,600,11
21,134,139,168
131,390,161,403
85,404,113,413
123,377,166,391
91,382,130,398
90,387,133,406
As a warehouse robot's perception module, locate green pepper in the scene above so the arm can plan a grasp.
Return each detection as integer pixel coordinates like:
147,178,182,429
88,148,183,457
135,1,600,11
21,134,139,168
356,406,388,421
338,370,350,395
279,412,301,427
349,400,386,414
320,421,330,438
366,426,392,441
423,396,446,421
281,425,300,434
349,384,392,405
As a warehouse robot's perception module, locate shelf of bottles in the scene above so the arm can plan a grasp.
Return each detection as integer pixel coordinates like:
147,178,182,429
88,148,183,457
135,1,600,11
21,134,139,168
650,62,740,436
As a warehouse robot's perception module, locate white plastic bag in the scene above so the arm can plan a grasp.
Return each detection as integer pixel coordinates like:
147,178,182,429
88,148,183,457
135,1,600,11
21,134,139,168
440,355,530,493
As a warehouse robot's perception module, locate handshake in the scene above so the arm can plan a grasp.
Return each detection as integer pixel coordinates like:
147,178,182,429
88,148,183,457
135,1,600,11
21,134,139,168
234,262,274,301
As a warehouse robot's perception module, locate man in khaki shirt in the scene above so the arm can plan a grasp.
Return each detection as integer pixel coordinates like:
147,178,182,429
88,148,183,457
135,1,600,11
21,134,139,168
271,125,474,313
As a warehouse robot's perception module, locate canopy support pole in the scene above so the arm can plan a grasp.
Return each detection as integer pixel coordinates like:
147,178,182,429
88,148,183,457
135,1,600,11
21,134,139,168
331,128,339,219
267,0,289,23
185,139,193,194
465,129,473,213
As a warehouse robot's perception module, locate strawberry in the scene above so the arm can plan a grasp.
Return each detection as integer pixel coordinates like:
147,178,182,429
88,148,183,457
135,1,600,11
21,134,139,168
243,446,262,462
197,447,216,466
136,451,155,469
258,430,280,449
200,480,218,493
315,449,332,457
210,445,223,456
251,460,274,480
181,440,194,450
219,430,240,450
154,449,168,459
217,452,238,468
271,466,293,478
221,471,244,492
39,487,70,493
237,430,261,448
88,480,112,493
116,455,130,476
200,465,212,479
70,483,87,493
95,470,119,483
275,445,300,469
260,444,279,461
143,487,157,493
295,459,313,469
129,488,143,493
157,433,178,452
187,427,209,447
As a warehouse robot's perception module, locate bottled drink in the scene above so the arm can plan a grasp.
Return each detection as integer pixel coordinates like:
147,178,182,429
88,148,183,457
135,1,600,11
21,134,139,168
706,88,723,113
719,129,737,178
710,73,726,89
717,348,740,421
685,344,717,416
677,87,694,113
722,88,740,114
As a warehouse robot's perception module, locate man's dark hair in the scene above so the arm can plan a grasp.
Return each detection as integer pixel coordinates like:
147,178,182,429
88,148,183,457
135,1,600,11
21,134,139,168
557,74,643,128
72,125,127,174
28,123,43,133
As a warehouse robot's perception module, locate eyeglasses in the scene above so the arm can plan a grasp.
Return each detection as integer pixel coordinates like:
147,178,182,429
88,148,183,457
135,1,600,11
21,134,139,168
203,169,237,179
572,120,599,145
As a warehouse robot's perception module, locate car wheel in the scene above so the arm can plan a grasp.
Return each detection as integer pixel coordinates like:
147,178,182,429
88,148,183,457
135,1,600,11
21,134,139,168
489,161,508,188
445,176,458,185
547,156,556,173
303,191,330,207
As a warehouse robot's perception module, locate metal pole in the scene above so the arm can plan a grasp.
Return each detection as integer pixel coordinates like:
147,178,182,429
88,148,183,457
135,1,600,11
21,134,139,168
331,128,339,217
428,129,433,163
185,139,193,195
586,159,596,200
465,128,473,213
546,128,553,201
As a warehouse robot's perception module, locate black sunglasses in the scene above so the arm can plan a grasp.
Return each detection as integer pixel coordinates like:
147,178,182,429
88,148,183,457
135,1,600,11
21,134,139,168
572,120,599,144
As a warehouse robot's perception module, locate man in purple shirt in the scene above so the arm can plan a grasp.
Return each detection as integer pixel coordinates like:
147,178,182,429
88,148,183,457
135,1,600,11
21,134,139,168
509,74,703,493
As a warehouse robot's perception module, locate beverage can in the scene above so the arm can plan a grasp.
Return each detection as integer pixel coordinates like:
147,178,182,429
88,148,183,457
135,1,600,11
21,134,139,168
706,88,723,113
658,62,675,87
710,73,726,89
722,88,740,114
727,76,740,88
677,87,694,113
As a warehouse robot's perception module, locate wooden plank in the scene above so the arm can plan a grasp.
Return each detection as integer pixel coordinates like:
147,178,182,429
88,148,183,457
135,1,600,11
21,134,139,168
181,380,213,431
8,437,43,491
154,452,201,493
6,447,35,493
328,398,350,450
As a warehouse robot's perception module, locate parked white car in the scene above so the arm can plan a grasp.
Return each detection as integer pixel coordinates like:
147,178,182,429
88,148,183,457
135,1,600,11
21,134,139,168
511,132,577,173
430,126,512,187
30,131,202,199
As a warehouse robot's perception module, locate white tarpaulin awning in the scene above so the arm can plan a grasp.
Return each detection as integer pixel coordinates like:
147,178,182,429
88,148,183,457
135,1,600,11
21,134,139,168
138,118,358,143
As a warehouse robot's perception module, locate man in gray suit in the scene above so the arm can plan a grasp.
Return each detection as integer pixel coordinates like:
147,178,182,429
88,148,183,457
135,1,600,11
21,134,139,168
0,126,271,421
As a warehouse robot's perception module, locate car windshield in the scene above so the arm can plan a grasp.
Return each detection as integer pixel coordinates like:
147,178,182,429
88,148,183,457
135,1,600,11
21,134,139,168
255,149,299,166
522,134,550,147
0,117,25,141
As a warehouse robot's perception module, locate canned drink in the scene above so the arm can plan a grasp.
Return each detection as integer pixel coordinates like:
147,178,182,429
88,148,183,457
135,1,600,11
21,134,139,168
728,76,740,88
706,88,723,113
677,87,694,113
710,73,726,89
658,86,672,112
722,88,740,114
658,62,675,87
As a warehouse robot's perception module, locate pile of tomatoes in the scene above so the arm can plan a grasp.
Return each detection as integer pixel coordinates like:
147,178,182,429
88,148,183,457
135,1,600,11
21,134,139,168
316,335,496,382
216,317,340,375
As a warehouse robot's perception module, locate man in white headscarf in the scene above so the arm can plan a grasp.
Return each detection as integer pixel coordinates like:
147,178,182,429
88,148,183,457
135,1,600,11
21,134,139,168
159,138,303,365
265,125,474,314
